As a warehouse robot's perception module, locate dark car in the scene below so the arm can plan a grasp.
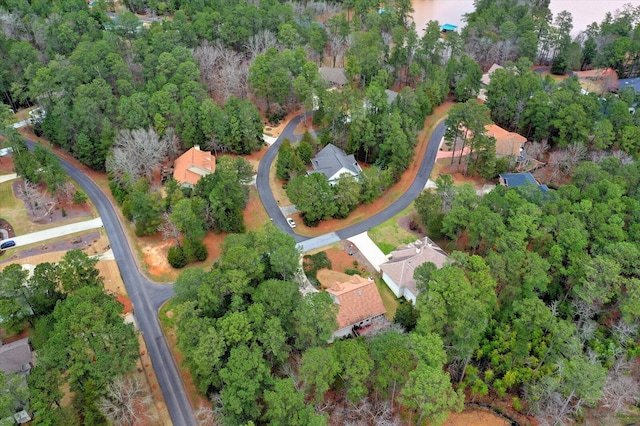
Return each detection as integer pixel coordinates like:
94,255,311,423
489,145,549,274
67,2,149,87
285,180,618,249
0,240,16,250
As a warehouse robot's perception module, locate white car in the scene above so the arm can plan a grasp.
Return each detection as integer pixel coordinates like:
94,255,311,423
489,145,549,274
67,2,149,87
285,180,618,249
286,217,296,228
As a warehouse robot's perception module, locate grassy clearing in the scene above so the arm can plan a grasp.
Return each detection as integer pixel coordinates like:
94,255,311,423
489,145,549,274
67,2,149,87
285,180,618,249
374,276,400,320
368,204,418,253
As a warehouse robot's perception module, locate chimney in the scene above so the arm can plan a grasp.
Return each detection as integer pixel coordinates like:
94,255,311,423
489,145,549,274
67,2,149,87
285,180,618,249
194,145,200,151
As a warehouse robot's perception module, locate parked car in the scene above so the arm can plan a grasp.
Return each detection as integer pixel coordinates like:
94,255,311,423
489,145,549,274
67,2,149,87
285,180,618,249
286,218,296,228
0,240,16,250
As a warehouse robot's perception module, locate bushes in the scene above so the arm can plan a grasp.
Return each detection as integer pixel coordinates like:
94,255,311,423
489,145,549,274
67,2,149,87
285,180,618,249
169,240,208,269
302,251,332,287
167,246,187,269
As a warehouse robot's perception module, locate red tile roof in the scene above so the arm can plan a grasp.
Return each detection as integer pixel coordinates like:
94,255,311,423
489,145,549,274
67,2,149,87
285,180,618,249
173,146,215,186
326,275,386,330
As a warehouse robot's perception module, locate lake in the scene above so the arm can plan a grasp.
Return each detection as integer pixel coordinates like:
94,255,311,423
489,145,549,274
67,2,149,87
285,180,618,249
411,0,637,36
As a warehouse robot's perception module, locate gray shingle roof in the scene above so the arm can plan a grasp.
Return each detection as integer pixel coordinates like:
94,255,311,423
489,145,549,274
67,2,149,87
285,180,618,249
310,144,361,181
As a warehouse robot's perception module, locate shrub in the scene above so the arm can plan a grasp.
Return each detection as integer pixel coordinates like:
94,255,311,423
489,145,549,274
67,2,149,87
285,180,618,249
167,246,187,269
302,251,332,287
61,208,67,217
183,238,208,262
73,190,88,205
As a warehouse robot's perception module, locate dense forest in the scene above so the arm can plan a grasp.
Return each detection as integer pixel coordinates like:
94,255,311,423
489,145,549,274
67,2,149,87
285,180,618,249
1,0,640,424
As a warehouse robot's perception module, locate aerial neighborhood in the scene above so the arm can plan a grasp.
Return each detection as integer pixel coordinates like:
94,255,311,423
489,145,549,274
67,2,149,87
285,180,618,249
1,0,640,425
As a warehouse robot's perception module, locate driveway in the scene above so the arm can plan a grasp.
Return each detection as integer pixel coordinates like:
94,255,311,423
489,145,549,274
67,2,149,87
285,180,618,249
1,217,104,247
22,140,196,426
258,117,446,250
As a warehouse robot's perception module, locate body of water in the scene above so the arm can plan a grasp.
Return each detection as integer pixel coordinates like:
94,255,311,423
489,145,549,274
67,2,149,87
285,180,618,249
411,0,636,36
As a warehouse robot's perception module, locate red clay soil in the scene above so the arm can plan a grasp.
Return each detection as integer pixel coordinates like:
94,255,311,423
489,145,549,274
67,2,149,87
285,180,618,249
282,101,457,238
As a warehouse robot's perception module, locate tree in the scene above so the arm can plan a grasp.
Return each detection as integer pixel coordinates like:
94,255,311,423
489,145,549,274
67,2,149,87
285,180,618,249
28,262,65,316
106,128,168,185
0,264,32,332
369,331,416,399
444,100,492,168
0,373,30,419
219,344,271,423
333,338,374,403
56,249,103,293
287,173,337,226
300,346,341,404
170,198,207,242
263,378,327,425
400,333,463,425
293,292,338,350
98,376,153,426
41,286,139,395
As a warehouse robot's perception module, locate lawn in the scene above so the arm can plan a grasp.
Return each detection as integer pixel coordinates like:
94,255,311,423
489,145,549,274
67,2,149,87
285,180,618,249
367,204,418,254
374,276,400,320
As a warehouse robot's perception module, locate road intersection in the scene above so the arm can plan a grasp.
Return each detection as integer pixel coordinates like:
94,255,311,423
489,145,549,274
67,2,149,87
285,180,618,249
18,112,445,424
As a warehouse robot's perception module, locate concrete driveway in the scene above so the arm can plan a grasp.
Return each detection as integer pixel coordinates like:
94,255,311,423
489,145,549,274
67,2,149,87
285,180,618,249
1,217,104,248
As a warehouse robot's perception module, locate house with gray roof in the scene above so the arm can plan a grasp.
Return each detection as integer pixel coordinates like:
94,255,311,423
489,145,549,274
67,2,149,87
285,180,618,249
0,337,33,377
319,67,348,87
380,237,449,304
309,143,362,184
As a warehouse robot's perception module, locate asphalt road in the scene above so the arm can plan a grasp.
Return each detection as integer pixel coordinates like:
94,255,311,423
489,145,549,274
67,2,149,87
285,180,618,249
257,118,447,242
256,114,307,243
19,109,443,425
23,140,197,426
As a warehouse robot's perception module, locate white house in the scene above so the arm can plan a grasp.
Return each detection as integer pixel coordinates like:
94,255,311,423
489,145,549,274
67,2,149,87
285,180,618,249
379,237,449,304
309,143,362,185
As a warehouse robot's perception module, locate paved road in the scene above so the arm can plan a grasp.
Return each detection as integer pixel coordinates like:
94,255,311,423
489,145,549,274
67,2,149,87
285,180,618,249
256,114,307,243
258,118,447,245
0,217,104,248
23,140,196,426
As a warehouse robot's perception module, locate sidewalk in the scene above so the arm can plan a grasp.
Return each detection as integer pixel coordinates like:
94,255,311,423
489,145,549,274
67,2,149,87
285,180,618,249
2,217,103,248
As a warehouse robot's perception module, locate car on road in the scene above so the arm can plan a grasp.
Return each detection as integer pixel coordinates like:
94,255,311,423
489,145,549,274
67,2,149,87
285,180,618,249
286,217,296,228
0,240,16,250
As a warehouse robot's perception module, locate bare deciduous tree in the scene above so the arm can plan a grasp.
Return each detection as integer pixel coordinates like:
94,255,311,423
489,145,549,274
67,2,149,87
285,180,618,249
245,30,278,60
159,212,181,246
525,140,550,161
548,143,586,181
194,404,218,426
194,41,251,103
106,128,168,185
20,180,45,211
98,376,154,426
600,358,640,415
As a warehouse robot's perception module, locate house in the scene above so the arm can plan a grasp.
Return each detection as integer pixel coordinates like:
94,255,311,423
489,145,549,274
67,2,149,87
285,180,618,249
309,143,362,185
617,77,640,93
499,172,549,192
481,63,504,86
173,145,215,187
380,237,449,304
0,337,33,376
440,23,457,32
485,124,527,158
319,67,348,88
326,275,386,339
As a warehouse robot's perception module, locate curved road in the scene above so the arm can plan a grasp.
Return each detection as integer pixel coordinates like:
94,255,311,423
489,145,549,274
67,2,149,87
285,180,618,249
24,140,196,426
23,110,444,425
257,118,446,243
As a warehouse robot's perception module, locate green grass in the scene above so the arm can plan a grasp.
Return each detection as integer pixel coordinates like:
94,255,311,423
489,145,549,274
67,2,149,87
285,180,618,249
368,203,418,254
374,276,400,320
158,297,181,330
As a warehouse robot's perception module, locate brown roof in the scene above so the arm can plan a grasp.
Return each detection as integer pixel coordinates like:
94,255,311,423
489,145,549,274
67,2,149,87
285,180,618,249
326,275,386,330
0,337,32,375
574,68,617,80
481,63,504,86
173,146,215,186
319,67,348,86
485,124,526,157
380,237,449,297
